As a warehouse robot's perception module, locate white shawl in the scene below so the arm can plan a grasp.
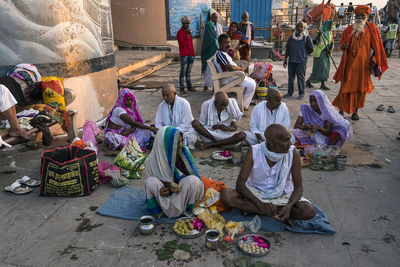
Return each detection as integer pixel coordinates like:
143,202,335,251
200,97,243,128
155,95,193,133
250,101,290,135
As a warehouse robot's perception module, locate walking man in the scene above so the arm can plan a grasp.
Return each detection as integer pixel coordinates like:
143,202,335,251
283,21,314,100
332,5,388,121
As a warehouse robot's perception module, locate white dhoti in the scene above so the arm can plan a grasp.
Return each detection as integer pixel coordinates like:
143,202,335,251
0,84,17,112
199,129,238,143
246,184,310,206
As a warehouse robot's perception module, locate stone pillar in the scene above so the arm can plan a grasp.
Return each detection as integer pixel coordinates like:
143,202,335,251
0,0,118,128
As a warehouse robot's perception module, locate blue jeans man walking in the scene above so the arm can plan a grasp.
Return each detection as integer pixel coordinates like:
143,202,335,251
179,56,194,92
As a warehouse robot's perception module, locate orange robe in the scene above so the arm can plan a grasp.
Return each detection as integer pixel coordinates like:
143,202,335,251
333,23,388,114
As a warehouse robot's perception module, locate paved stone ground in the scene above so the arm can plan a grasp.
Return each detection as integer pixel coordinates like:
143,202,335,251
0,54,399,267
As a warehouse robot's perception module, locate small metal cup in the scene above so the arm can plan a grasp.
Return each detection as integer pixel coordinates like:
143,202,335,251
205,230,220,250
241,146,250,163
138,215,155,235
335,155,347,170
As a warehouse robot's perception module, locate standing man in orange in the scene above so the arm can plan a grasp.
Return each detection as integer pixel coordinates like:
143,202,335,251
332,5,388,121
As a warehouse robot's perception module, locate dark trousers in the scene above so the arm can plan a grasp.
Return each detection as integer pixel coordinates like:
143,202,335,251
179,56,194,91
288,62,306,96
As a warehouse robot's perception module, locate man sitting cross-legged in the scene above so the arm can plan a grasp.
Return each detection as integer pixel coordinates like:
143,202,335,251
245,88,290,146
192,91,246,150
221,124,316,223
155,83,197,149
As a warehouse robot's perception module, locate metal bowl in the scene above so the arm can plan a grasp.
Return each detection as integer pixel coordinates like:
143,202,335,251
138,215,155,235
237,234,270,257
210,150,233,161
172,217,205,239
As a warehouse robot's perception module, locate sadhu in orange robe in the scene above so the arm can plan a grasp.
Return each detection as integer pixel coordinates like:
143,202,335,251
332,22,388,114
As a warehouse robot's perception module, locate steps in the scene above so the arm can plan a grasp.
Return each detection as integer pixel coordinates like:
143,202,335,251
117,52,178,86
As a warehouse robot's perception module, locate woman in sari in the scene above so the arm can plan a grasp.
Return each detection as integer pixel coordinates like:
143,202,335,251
104,88,157,150
145,126,204,218
306,20,333,90
227,22,250,61
293,90,353,147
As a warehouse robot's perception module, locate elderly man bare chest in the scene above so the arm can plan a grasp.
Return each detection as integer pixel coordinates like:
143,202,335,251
221,124,317,223
192,91,246,150
245,88,291,145
155,83,197,149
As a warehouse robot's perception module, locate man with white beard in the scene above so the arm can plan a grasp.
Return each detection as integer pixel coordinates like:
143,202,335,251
332,5,388,121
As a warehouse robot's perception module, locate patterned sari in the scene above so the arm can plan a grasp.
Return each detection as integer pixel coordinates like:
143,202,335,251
145,126,204,217
104,88,150,150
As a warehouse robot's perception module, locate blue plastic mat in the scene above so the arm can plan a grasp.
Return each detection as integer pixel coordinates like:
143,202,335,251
97,186,335,235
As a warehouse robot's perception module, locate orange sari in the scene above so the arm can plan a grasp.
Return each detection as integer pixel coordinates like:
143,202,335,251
332,23,388,114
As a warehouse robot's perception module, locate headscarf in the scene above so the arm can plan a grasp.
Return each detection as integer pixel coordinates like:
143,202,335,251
320,20,332,42
146,126,200,183
180,16,191,24
354,5,371,15
104,88,143,132
300,90,353,146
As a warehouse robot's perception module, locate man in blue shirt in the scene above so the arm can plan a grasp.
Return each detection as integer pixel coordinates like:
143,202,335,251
283,21,314,100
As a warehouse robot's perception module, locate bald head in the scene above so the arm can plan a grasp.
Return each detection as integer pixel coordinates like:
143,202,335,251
162,83,176,94
162,83,176,105
214,91,229,110
266,88,282,111
265,124,292,153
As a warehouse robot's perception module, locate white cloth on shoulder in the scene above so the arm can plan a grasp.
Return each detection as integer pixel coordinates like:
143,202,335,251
245,101,291,145
246,143,295,200
0,84,17,112
155,95,197,149
198,97,243,142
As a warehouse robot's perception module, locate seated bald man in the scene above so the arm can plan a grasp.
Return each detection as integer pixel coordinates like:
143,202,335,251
192,91,246,150
155,83,197,149
245,88,291,145
221,124,316,223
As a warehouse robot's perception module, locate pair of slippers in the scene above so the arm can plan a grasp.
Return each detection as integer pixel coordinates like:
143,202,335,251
4,176,40,195
376,104,395,113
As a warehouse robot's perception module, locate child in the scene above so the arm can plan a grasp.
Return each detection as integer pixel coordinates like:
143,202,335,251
385,19,398,57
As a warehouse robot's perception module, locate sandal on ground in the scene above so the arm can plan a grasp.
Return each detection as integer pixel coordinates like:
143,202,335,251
17,176,40,187
376,104,385,111
5,181,32,195
388,106,395,113
187,87,197,92
351,113,359,120
306,81,313,88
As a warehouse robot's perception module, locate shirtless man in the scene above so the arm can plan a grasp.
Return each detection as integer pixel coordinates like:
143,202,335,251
221,124,316,223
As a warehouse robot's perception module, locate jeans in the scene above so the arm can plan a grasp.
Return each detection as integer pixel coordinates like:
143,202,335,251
179,56,194,91
288,62,306,96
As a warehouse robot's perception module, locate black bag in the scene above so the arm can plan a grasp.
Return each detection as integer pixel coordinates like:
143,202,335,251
39,146,98,196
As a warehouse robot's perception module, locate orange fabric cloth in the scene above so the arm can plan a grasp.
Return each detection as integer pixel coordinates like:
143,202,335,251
333,23,388,114
354,5,371,15
200,176,231,212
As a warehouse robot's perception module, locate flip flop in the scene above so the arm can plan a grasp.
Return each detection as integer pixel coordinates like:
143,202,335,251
376,104,385,111
351,113,360,120
388,106,395,113
5,181,32,195
17,176,40,187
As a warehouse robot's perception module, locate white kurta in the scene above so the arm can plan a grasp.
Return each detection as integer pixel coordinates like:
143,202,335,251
245,101,291,145
155,95,197,149
198,97,243,142
0,84,17,112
